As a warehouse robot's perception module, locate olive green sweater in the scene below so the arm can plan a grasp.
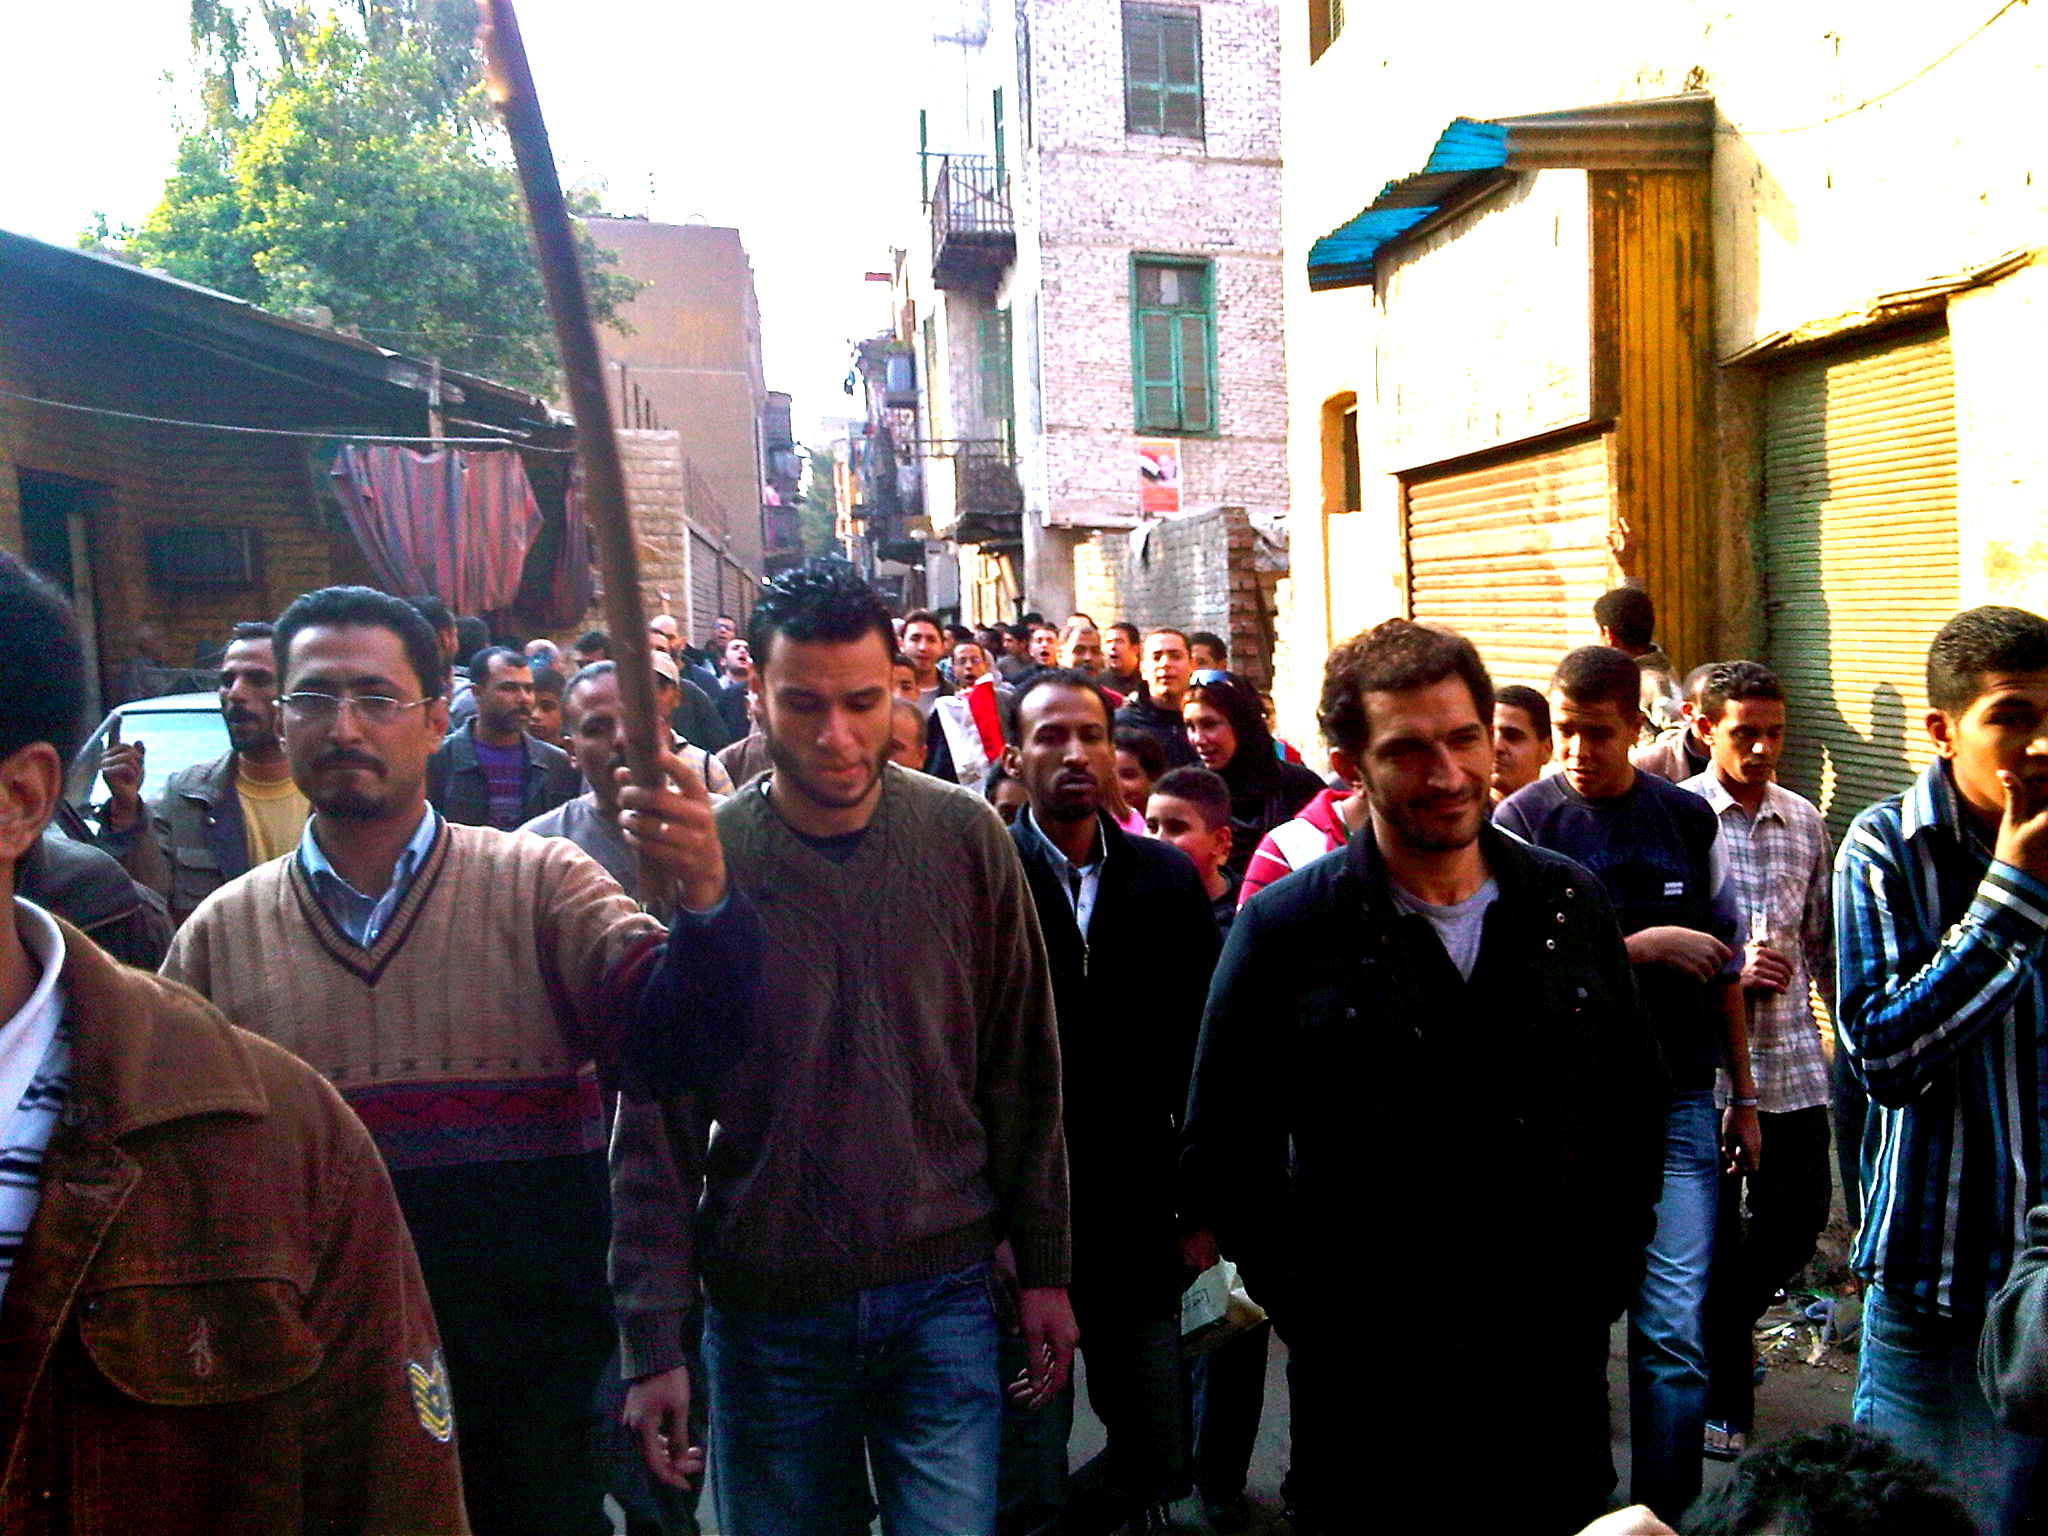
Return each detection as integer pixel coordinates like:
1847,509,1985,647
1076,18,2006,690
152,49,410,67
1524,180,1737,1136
618,764,1070,1321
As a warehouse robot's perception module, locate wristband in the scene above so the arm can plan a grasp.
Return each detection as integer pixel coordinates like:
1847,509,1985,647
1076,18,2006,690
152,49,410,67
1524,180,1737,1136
1730,1096,1759,1109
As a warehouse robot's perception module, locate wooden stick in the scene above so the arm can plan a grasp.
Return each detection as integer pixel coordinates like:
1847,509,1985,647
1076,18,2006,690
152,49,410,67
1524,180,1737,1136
476,0,672,898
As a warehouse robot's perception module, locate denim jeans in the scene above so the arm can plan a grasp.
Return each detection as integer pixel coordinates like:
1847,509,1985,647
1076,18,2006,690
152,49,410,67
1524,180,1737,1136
704,1261,1002,1536
1703,1105,1834,1432
1855,1287,2044,1536
1628,1089,1719,1521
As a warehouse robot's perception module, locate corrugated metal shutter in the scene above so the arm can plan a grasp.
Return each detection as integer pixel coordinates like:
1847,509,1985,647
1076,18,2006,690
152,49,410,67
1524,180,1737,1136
1763,326,1956,842
1404,435,1615,690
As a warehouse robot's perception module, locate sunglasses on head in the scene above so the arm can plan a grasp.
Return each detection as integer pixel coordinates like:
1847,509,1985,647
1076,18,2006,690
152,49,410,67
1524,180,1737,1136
1190,669,1230,687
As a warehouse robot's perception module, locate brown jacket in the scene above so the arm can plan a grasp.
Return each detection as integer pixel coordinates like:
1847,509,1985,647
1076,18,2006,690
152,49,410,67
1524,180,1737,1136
0,921,468,1535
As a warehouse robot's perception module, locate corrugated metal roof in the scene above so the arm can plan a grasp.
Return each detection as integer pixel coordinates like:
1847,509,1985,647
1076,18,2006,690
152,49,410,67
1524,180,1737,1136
1307,93,1713,292
0,226,564,431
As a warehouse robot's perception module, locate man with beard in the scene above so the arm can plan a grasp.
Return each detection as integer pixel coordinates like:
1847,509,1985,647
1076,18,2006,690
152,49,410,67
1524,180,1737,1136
1182,619,1665,1535
426,644,579,830
162,586,674,1536
609,563,1074,1536
998,669,1217,1535
101,620,309,925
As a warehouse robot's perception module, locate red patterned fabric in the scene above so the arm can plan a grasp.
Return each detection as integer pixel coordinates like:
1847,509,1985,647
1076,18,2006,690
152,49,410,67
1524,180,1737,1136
327,444,545,613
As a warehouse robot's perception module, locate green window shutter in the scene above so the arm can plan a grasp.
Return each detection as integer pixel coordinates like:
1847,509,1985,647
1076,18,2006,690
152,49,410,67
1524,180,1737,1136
1159,14,1203,138
1124,7,1163,135
1136,311,1179,429
1132,257,1215,433
1124,6,1201,138
979,309,1014,448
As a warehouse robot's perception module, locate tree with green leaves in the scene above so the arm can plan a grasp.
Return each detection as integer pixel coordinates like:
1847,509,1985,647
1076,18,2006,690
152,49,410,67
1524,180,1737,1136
102,5,632,396
800,446,842,558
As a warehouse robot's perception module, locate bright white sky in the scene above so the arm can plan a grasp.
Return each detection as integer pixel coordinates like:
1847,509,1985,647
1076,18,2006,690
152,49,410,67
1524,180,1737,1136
0,1,919,445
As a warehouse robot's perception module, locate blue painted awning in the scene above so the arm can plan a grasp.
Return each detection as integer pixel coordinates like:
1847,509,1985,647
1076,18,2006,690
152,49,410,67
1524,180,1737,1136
1305,93,1716,292
1306,118,1510,292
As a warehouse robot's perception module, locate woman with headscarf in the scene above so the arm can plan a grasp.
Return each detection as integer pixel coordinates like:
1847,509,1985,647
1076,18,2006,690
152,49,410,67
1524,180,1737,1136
1180,671,1326,882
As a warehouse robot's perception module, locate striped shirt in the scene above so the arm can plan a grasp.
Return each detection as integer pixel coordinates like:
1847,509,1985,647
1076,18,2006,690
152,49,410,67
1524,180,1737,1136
0,899,72,1306
1681,772,1835,1113
1835,758,2048,1315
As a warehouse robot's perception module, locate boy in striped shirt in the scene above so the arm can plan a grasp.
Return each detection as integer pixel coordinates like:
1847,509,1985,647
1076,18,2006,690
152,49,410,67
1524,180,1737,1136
1836,605,2048,1536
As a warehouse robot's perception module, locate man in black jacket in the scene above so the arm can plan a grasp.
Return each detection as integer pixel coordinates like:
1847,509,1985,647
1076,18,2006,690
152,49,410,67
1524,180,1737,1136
1002,668,1220,1536
426,645,580,829
1181,619,1666,1536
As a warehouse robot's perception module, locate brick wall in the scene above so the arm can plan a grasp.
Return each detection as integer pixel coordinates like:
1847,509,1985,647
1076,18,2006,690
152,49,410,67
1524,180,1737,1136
604,429,756,650
1072,505,1276,686
0,285,384,705
1021,0,1288,531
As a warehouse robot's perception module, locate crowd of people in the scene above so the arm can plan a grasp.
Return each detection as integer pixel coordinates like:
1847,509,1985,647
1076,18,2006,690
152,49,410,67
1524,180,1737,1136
12,548,2048,1536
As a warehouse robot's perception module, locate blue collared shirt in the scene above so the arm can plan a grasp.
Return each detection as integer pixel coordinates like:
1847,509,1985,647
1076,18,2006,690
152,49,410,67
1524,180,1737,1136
298,806,442,948
1836,757,2048,1314
1021,808,1105,937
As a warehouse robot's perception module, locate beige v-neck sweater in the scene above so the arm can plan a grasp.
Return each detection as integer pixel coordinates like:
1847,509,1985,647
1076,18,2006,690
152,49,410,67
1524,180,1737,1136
162,821,664,1171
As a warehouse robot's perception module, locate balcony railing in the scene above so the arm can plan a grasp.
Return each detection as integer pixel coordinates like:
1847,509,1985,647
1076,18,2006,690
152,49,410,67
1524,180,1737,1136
943,439,1023,545
930,154,1015,293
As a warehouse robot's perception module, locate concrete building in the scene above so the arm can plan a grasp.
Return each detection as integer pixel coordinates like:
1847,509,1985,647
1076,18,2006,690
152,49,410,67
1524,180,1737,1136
1280,0,2048,836
580,217,771,602
901,0,1287,650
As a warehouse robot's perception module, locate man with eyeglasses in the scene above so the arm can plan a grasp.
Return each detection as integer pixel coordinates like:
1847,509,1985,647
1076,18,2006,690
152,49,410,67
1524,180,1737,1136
163,585,676,1536
426,644,579,831
98,619,307,926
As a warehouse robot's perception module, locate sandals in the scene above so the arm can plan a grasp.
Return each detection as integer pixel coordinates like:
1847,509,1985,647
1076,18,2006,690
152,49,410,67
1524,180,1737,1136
1703,1420,1747,1461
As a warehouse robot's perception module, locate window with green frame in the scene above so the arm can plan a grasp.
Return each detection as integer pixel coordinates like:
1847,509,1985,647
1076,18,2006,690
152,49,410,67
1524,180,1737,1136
1132,257,1214,434
1123,5,1202,139
979,309,1014,452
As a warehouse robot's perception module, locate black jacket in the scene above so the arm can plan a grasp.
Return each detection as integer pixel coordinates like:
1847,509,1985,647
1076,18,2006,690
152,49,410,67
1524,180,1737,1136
1181,821,1667,1339
21,819,172,970
1113,694,1198,769
425,720,580,830
1011,811,1220,1320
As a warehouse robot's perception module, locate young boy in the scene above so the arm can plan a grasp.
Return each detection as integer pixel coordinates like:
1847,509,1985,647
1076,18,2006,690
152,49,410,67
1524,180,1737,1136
1146,765,1237,932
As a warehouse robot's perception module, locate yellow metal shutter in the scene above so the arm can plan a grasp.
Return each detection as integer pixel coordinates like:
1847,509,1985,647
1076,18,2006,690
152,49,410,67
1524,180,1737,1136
1762,326,1957,841
1404,435,1615,690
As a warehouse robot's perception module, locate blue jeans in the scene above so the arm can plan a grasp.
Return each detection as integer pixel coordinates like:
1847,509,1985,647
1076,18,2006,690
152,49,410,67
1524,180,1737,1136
1855,1287,2044,1536
1628,1090,1719,1520
704,1262,1002,1536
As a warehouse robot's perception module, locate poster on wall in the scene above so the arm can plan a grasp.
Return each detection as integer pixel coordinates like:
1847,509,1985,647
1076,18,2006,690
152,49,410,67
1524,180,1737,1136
1138,439,1181,517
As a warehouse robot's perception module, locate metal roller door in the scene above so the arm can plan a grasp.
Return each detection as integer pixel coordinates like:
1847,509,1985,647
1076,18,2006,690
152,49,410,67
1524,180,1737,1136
1762,326,1957,841
1404,435,1615,690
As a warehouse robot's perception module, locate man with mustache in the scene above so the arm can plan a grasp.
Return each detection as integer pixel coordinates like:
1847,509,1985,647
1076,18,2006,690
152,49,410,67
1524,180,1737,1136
163,585,680,1536
1183,620,1665,1535
426,644,579,831
998,669,1218,1535
102,620,308,926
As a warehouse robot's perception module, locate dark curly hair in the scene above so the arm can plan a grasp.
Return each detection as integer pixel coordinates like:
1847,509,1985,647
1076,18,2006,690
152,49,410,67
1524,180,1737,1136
747,562,895,672
1927,605,2048,716
0,552,89,765
1681,1424,1974,1536
1318,619,1492,756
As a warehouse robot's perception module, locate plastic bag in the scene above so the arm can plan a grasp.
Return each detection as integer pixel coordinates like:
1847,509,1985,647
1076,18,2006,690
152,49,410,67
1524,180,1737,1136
1179,1260,1268,1358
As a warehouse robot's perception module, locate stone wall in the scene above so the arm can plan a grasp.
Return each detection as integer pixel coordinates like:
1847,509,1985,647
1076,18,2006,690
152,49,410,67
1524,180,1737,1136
1072,505,1276,687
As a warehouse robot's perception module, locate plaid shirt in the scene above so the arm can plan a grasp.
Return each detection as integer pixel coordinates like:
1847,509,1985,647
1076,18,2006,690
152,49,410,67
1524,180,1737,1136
1836,758,2048,1315
1680,772,1835,1113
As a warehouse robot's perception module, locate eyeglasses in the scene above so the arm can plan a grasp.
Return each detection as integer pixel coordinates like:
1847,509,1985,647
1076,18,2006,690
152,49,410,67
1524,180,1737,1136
279,691,427,725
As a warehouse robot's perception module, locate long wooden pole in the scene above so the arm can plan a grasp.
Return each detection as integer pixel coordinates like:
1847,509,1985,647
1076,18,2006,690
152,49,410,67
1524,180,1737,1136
476,2,670,884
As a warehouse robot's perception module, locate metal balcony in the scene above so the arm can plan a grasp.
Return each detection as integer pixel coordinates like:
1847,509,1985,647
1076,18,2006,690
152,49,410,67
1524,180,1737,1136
930,155,1015,294
947,439,1023,545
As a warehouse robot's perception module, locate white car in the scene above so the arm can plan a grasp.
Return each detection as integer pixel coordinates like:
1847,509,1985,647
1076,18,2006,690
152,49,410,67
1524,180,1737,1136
66,693,228,819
